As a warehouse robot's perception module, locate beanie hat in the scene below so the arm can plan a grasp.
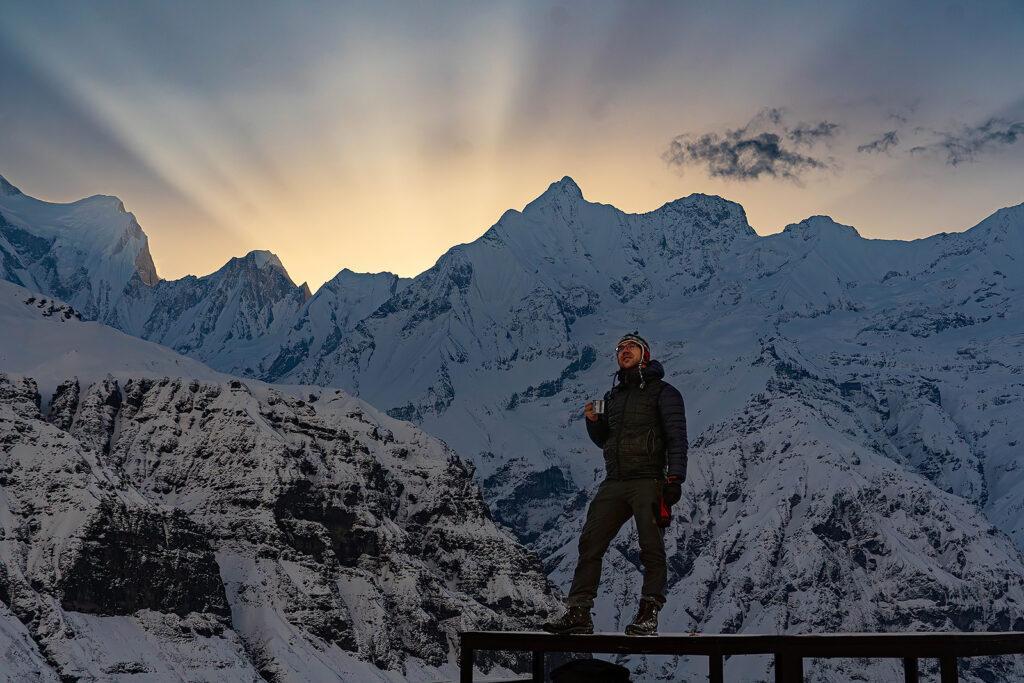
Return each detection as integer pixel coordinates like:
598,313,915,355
616,332,651,364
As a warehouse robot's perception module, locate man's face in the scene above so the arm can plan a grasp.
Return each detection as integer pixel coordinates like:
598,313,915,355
616,341,644,370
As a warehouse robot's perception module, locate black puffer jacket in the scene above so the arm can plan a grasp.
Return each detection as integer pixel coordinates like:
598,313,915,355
585,359,688,480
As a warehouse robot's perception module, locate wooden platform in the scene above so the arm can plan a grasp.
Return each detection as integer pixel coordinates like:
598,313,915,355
459,631,1024,682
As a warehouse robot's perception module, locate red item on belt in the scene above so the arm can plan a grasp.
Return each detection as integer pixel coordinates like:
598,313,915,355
655,496,672,528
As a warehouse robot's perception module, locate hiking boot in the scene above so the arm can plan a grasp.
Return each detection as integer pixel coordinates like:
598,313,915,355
541,605,594,635
624,598,661,636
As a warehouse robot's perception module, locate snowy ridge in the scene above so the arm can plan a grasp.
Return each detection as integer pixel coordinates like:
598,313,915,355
0,174,23,197
0,177,405,385
114,249,312,373
0,279,224,402
259,268,411,384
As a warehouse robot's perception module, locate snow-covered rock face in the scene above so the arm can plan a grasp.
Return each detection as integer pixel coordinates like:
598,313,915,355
115,257,408,385
0,374,251,681
0,373,557,680
259,268,410,383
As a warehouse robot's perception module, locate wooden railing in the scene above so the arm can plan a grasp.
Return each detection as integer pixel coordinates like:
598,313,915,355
459,631,1024,682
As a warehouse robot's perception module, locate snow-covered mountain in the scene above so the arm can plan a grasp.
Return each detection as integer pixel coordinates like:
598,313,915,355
0,279,557,680
260,178,1024,539
0,175,157,322
259,268,410,383
4,173,1024,680
112,256,409,382
0,173,410,382
115,249,313,373
266,178,1024,680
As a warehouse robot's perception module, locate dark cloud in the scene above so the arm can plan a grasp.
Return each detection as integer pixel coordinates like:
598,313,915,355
857,130,900,154
788,121,841,146
886,100,920,127
755,107,786,127
910,118,1024,165
663,108,837,182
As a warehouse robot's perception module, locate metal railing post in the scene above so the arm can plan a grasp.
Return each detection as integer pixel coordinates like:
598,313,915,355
532,649,544,682
709,654,724,683
776,651,803,683
903,657,918,683
940,656,958,683
460,642,473,683
787,653,804,683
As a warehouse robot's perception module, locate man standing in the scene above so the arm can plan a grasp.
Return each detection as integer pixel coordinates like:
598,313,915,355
542,332,687,636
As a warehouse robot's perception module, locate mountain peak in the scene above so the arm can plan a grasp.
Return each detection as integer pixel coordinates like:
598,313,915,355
335,266,401,279
545,176,583,199
655,192,757,239
235,250,298,286
90,195,127,211
782,215,861,239
523,176,585,214
246,249,285,270
0,174,23,197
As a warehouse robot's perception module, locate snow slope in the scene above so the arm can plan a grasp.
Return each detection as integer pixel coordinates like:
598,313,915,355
0,279,224,401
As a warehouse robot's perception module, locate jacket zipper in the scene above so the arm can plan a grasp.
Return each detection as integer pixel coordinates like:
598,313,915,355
614,385,633,479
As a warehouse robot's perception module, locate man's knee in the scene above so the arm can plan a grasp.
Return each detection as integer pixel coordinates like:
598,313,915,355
639,546,666,566
578,531,610,561
636,528,667,566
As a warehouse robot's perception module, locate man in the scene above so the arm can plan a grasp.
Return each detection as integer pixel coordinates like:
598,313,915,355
542,332,687,636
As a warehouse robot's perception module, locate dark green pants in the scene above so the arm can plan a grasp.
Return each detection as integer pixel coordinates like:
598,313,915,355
566,478,666,610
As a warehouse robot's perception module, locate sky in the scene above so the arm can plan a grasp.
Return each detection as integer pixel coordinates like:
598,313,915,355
1,1,1023,291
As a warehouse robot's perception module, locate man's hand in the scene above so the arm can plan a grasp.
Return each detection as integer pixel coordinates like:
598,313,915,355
663,476,682,506
584,401,598,422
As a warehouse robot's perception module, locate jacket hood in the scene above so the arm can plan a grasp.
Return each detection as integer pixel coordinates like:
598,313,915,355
617,359,665,384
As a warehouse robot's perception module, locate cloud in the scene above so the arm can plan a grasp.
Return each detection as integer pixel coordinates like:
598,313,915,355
910,118,1024,165
788,121,840,146
886,100,920,127
663,108,837,182
857,130,899,154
